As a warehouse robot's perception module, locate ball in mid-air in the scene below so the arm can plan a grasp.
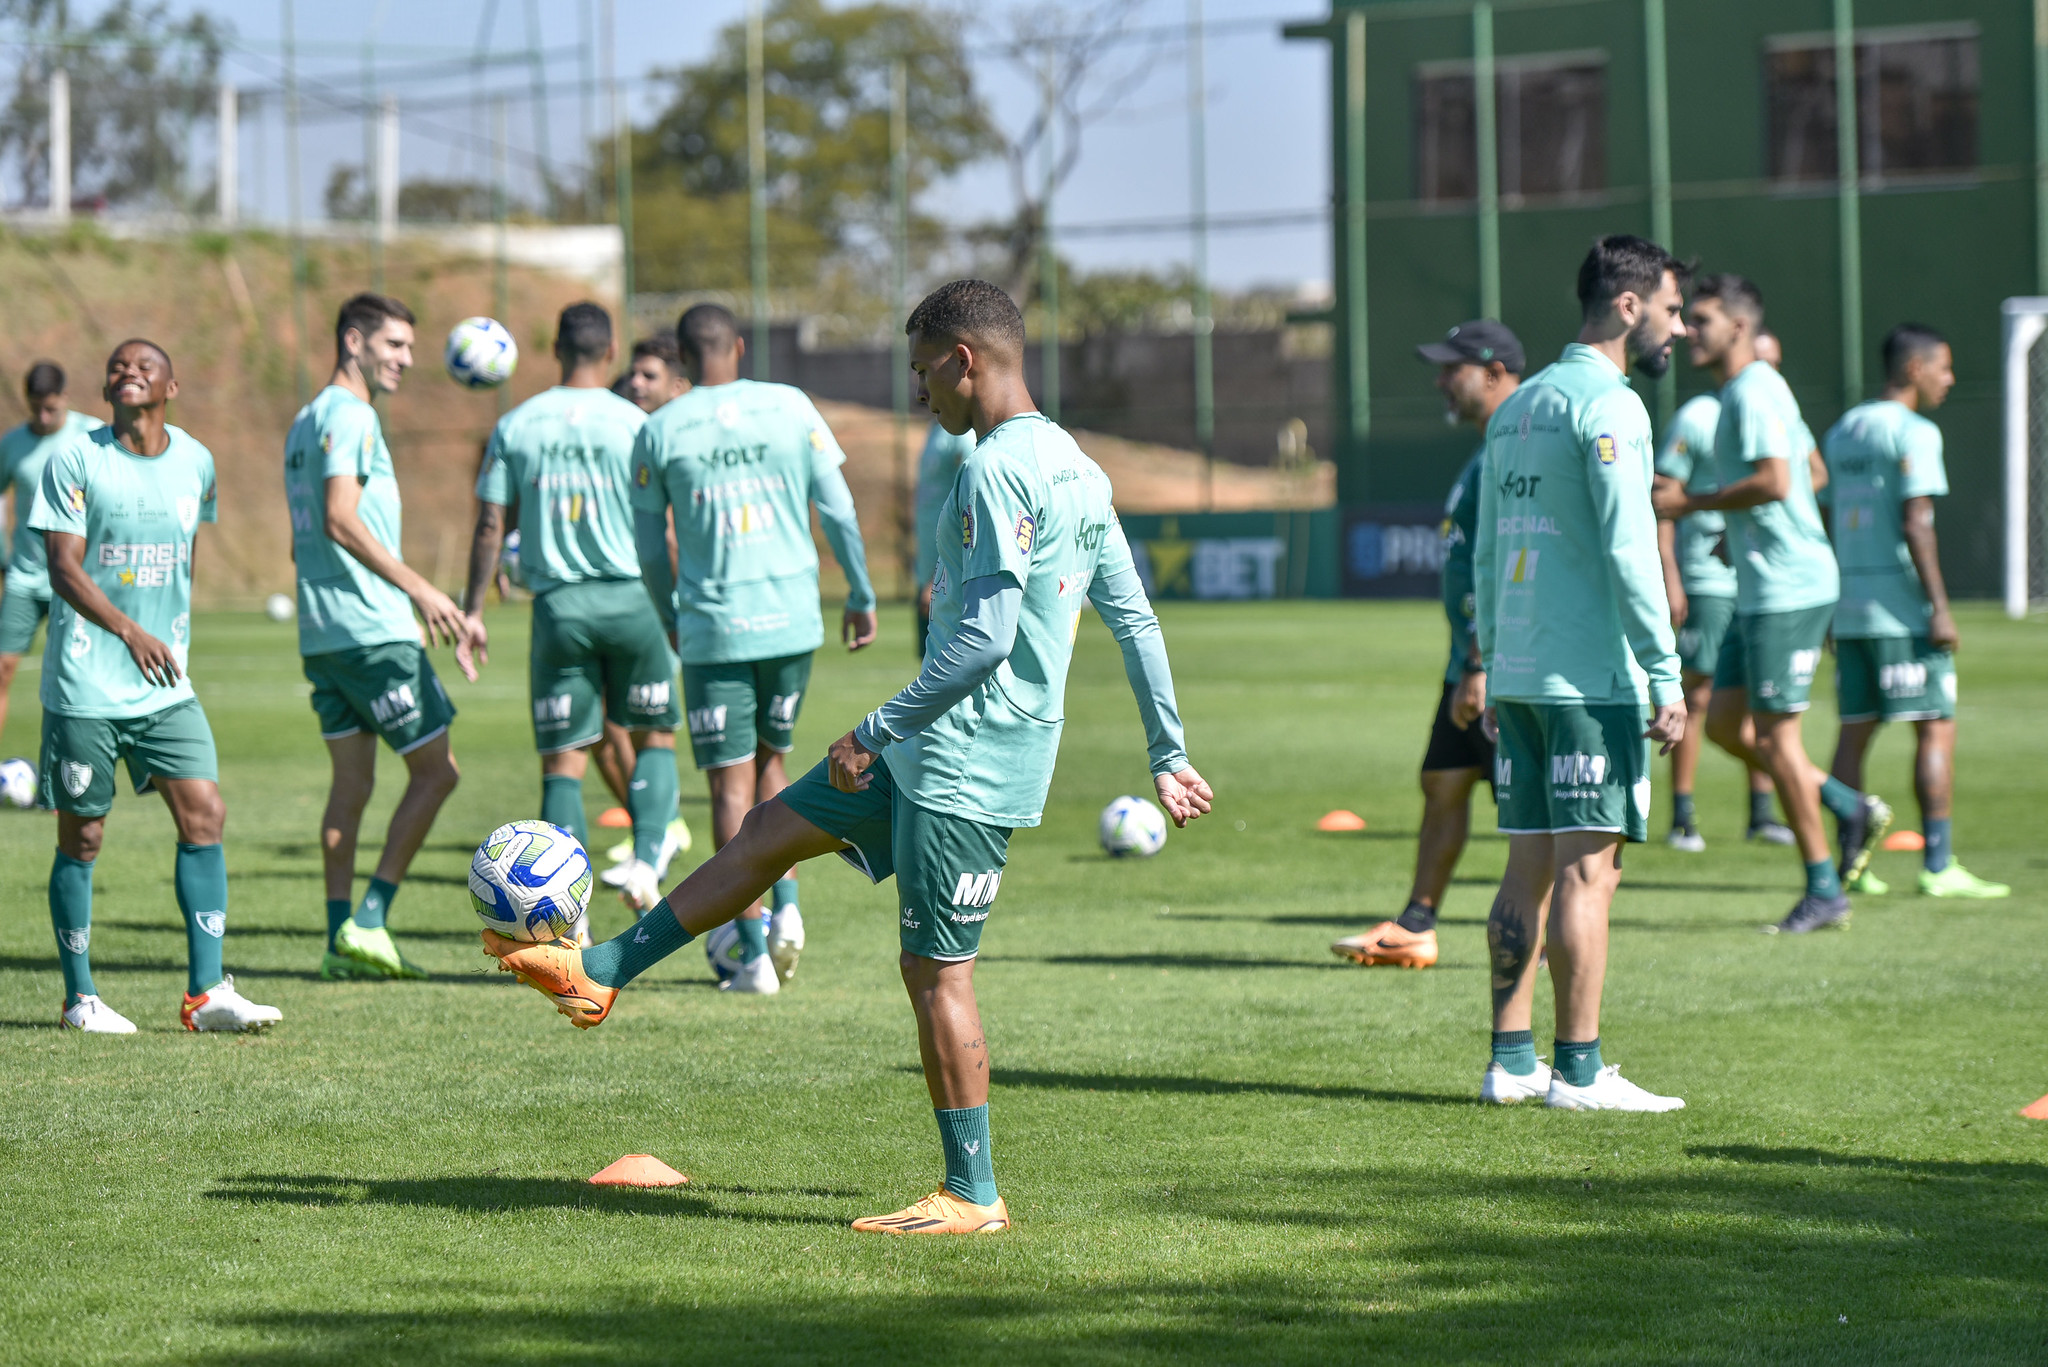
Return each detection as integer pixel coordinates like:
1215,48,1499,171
444,316,518,390
469,820,593,941
702,920,746,983
0,757,36,809
1099,795,1168,858
264,593,295,622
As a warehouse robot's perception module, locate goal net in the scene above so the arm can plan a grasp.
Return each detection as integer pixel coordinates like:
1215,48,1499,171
2003,297,2048,617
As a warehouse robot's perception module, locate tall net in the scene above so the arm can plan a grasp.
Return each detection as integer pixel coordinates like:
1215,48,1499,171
2032,329,2048,610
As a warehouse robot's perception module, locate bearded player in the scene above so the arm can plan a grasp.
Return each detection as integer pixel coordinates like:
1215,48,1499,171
483,279,1213,1233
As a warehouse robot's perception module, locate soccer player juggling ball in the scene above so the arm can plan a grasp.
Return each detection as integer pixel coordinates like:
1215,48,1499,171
1652,275,1887,934
286,294,473,982
36,340,281,1033
484,280,1214,1232
1473,236,1686,1111
458,304,684,928
1821,324,2007,900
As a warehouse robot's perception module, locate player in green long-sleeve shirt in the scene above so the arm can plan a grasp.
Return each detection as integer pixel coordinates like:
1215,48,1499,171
629,303,879,993
1473,235,1688,1112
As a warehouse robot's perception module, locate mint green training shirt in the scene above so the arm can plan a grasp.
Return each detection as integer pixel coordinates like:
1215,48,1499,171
630,378,875,664
477,386,647,594
29,424,216,718
1,411,103,593
914,421,976,589
1821,399,1949,639
1654,393,1737,599
885,414,1153,827
1711,360,1838,615
1474,343,1681,709
285,386,419,656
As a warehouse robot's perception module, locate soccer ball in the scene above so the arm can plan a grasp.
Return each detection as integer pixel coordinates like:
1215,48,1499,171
263,593,295,622
1099,795,1168,858
498,528,527,591
0,757,36,809
445,316,518,390
702,920,746,983
469,820,593,941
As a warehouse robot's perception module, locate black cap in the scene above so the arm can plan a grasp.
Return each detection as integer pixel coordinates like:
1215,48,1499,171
1416,319,1525,374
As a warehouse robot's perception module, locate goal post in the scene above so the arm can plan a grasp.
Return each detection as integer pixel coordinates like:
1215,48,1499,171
2002,297,2048,618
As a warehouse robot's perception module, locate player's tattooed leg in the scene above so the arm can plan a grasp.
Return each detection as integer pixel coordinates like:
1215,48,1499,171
1487,897,1535,1016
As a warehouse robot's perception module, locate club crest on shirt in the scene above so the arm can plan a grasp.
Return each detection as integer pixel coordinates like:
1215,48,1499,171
62,761,92,797
1014,513,1036,554
1595,434,1617,465
176,495,200,533
808,428,827,451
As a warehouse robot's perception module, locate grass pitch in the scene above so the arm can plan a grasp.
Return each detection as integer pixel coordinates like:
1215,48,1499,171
0,601,2042,1364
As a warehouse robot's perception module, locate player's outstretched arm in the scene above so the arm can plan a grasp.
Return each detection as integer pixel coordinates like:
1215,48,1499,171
1087,533,1211,827
322,475,469,649
45,531,181,686
812,464,877,650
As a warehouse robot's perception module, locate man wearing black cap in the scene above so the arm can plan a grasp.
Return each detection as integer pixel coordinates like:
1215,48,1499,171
1332,319,1522,970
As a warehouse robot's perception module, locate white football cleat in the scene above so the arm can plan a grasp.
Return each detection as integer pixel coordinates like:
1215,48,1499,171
61,994,137,1034
603,836,633,867
717,952,780,995
616,859,662,913
768,904,805,984
655,817,691,878
1664,829,1706,853
182,976,283,1033
1480,1059,1552,1104
1545,1065,1684,1112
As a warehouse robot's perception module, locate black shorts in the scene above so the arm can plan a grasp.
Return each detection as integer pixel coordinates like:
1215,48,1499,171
1422,678,1495,777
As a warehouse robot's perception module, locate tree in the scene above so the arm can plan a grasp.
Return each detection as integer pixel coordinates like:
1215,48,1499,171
615,0,999,297
0,0,228,210
324,167,504,225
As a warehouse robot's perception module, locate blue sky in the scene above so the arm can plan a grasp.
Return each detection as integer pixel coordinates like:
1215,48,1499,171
126,0,1330,291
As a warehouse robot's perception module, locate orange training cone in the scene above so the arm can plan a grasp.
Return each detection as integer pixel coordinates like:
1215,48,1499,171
1883,829,1925,852
590,1155,690,1187
2021,1095,2048,1120
597,807,633,829
1317,810,1368,832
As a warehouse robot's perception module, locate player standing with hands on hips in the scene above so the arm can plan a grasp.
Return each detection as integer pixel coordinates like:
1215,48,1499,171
1473,236,1687,1111
483,280,1214,1233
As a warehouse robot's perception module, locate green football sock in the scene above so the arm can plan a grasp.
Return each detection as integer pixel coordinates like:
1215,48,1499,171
1671,792,1696,832
582,907,694,989
1749,790,1774,827
1818,775,1862,822
1923,817,1952,873
1806,858,1842,900
629,747,679,868
354,876,398,932
1553,1037,1602,1088
735,911,768,963
50,851,96,1008
771,877,799,912
175,843,228,996
325,898,351,952
1490,1029,1537,1076
935,1104,999,1206
541,773,587,846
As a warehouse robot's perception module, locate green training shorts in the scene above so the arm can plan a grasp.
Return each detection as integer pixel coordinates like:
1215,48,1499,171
303,640,457,754
1714,605,1832,715
39,698,218,817
1834,635,1955,723
682,652,812,770
777,753,1013,962
530,579,681,754
1493,698,1651,843
0,577,49,656
1674,593,1736,680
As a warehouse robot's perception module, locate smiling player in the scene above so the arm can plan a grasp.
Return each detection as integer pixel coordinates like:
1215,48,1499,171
483,279,1214,1233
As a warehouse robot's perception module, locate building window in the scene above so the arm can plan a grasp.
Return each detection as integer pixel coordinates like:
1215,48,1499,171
1765,24,1978,183
1413,52,1607,204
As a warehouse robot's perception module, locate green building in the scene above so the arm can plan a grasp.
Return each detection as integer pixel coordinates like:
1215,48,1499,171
1287,0,2029,596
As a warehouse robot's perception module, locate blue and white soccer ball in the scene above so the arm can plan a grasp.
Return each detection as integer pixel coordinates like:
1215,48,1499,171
702,920,746,983
1099,795,1168,858
469,820,593,941
498,528,527,590
445,316,519,390
0,757,36,809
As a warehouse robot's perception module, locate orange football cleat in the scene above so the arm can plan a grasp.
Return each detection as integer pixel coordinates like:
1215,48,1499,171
480,929,617,1027
1330,921,1439,969
851,1189,1011,1235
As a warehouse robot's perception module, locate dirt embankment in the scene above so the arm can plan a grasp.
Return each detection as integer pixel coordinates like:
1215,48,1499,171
0,229,1330,607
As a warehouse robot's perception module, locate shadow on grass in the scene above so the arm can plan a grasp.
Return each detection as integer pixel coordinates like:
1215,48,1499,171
0,954,520,989
998,1067,1471,1108
206,1173,846,1225
94,919,486,944
1004,952,1356,972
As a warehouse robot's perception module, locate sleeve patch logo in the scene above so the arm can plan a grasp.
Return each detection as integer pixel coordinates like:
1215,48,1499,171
961,508,975,547
1014,512,1036,554
1595,434,1617,465
808,428,827,451
636,463,651,487
320,432,334,454
65,484,85,514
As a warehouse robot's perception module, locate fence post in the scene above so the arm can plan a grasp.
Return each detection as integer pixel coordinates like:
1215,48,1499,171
217,83,238,225
49,68,69,222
